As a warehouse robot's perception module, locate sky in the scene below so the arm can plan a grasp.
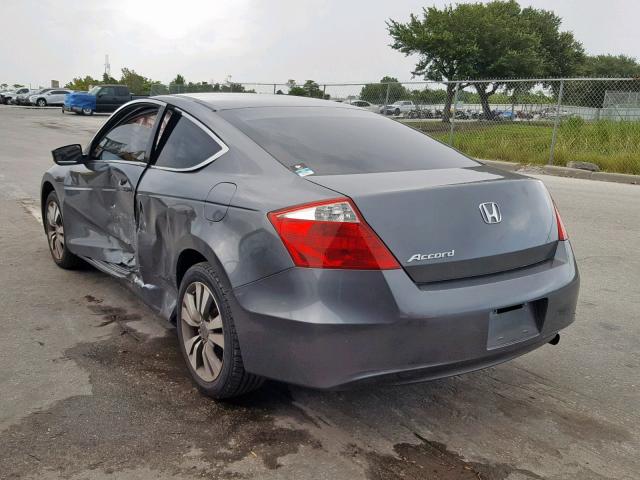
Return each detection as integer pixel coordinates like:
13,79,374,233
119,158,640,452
1,0,639,88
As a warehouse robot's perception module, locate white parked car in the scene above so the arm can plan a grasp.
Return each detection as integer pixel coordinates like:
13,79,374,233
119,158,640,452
1,87,31,105
345,99,378,112
380,100,416,116
15,89,40,105
22,88,53,105
30,89,73,107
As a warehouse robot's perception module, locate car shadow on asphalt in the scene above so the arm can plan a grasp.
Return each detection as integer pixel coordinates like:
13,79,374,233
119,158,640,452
0,288,634,480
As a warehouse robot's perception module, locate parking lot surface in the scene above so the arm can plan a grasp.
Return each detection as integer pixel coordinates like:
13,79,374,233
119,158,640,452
0,106,638,480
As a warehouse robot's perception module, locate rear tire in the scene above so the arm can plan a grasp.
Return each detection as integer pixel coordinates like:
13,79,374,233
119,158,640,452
176,262,264,399
44,191,83,269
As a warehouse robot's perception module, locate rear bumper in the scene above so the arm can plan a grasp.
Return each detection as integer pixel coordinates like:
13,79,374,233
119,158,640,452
232,241,579,389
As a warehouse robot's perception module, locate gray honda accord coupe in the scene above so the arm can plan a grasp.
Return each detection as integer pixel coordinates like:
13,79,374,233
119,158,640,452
41,93,579,399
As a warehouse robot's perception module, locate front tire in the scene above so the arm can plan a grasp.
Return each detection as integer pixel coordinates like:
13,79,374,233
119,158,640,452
177,262,264,399
82,107,93,115
37,98,47,107
44,191,83,269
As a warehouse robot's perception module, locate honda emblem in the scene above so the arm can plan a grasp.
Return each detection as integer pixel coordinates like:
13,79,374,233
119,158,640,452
479,202,502,224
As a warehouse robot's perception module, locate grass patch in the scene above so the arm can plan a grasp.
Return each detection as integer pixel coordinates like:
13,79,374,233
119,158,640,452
408,120,640,175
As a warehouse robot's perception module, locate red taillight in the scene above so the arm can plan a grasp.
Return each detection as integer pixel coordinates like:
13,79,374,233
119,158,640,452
268,198,400,270
555,205,568,241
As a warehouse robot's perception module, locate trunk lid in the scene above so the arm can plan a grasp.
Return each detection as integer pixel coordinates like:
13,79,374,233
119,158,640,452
308,166,558,283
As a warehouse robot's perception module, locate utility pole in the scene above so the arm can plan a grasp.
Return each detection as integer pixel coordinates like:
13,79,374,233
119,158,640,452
104,54,111,78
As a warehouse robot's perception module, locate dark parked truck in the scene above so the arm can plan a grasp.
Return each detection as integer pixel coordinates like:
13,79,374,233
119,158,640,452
63,85,146,115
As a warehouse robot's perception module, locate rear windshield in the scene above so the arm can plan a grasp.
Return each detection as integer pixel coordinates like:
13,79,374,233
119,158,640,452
219,107,477,175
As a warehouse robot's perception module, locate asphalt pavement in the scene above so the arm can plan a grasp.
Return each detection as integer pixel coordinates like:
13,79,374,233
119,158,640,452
0,106,638,480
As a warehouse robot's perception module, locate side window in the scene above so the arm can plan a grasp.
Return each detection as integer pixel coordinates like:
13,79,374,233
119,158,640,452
100,87,115,96
116,86,129,96
153,112,224,170
91,108,158,162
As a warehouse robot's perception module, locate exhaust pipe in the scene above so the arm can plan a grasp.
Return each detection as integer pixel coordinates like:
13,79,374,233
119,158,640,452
548,334,560,345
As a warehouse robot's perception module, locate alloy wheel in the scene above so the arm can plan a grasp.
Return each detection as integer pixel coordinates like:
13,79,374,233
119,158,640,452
46,200,64,261
180,281,225,382
37,99,46,107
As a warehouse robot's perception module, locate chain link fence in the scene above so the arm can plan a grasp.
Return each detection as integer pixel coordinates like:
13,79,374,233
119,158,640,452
151,78,640,175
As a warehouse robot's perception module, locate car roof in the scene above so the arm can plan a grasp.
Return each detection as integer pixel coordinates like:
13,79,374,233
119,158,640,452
163,93,361,111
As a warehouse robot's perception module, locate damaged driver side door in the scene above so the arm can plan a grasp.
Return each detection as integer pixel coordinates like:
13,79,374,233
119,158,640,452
63,102,162,269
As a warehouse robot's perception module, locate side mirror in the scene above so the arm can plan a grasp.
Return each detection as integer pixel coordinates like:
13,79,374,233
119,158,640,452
52,144,85,165
98,92,105,97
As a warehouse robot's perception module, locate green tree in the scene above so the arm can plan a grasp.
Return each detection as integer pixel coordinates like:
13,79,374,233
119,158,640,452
409,86,447,105
359,76,409,105
151,84,170,95
388,0,583,120
288,80,326,99
580,54,640,77
64,76,101,91
102,72,118,84
167,74,187,93
208,82,253,93
566,55,640,107
221,82,246,92
119,68,155,94
172,74,186,85
288,85,306,96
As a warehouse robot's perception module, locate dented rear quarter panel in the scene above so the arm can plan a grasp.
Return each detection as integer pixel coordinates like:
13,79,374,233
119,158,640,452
42,96,342,322
132,100,339,319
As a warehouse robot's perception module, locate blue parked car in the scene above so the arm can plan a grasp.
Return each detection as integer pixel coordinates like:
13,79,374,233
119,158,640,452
63,84,144,115
495,110,517,121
